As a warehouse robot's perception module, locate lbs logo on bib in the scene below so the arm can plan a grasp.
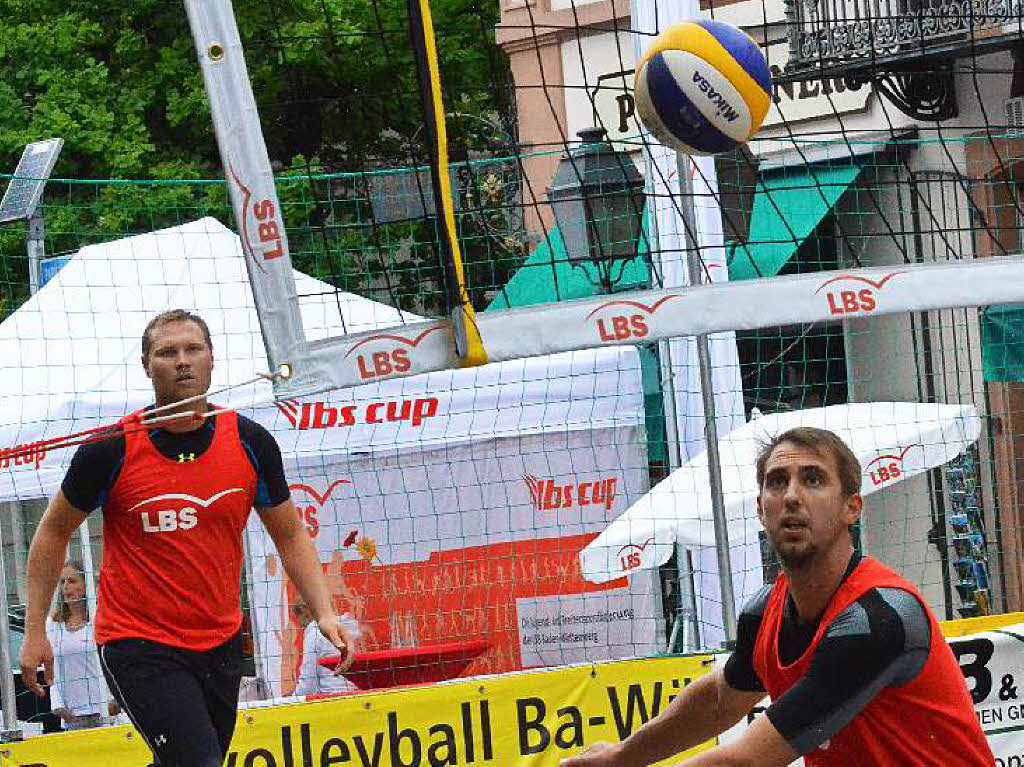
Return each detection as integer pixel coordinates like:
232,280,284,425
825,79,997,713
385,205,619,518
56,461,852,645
129,488,244,533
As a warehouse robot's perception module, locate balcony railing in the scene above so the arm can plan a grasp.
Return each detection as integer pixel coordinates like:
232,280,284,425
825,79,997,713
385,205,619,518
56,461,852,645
784,0,1024,74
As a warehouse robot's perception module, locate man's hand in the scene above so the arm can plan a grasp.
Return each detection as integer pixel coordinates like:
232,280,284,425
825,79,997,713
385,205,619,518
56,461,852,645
18,630,53,698
560,741,626,766
318,615,355,673
53,708,76,724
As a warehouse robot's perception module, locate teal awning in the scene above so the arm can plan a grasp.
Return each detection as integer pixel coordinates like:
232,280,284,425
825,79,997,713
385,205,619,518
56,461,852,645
729,162,863,281
982,303,1024,382
486,221,649,311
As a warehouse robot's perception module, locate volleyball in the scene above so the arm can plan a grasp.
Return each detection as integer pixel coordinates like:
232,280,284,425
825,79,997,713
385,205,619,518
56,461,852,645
634,19,773,156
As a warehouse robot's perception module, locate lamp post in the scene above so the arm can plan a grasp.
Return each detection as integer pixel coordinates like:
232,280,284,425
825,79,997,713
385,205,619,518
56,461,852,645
547,127,645,293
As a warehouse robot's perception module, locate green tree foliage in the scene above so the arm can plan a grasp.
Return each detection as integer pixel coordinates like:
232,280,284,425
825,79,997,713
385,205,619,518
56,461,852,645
0,0,518,318
0,0,510,175
0,1,211,177
248,0,514,166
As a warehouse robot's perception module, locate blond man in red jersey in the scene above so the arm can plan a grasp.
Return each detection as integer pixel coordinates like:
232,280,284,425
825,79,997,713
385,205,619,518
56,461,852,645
20,310,353,766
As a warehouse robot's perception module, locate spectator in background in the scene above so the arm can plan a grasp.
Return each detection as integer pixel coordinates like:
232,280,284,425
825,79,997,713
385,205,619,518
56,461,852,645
45,560,118,730
292,598,362,697
272,548,380,696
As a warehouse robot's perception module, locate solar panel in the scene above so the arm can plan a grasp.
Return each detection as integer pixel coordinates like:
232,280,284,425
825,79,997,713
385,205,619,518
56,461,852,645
0,139,63,225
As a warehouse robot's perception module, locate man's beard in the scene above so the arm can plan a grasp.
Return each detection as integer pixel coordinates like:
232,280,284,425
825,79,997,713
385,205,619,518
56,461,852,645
768,523,823,570
771,520,845,570
773,540,818,570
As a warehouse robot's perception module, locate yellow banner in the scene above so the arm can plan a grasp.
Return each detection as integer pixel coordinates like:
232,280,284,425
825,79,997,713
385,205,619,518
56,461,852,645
939,611,1024,637
0,654,716,767
7,616,1024,766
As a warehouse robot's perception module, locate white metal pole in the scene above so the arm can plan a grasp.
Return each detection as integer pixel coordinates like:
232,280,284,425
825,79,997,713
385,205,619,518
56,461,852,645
630,0,715,651
0,510,20,738
78,519,98,624
241,534,267,699
26,212,44,295
679,158,738,644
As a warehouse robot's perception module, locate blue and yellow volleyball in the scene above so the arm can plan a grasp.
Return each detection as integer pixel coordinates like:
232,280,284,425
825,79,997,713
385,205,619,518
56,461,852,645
635,20,773,156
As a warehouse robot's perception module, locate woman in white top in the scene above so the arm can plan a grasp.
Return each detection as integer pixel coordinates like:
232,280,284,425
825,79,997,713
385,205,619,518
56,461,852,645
292,600,362,697
45,560,118,730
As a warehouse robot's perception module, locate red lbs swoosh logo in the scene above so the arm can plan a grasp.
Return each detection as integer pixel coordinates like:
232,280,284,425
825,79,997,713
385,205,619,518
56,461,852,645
588,295,681,343
275,399,301,427
815,272,904,317
290,479,351,506
814,272,905,293
228,163,286,272
617,538,654,572
524,474,542,508
865,444,920,487
585,295,681,320
343,324,446,358
290,479,351,539
344,323,446,381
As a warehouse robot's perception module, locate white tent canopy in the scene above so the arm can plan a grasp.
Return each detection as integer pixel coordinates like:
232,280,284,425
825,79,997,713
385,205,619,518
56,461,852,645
0,218,646,503
579,402,982,647
0,219,660,683
581,401,983,584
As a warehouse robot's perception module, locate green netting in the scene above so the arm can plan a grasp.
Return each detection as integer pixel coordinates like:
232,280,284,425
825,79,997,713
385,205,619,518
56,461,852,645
0,15,1022,733
2,0,1024,758
982,303,1024,382
0,155,531,319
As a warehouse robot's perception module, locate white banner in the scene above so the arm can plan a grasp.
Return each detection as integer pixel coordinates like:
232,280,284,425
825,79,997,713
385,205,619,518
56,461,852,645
0,218,647,505
287,257,1024,396
629,0,747,650
952,626,1024,761
244,426,658,697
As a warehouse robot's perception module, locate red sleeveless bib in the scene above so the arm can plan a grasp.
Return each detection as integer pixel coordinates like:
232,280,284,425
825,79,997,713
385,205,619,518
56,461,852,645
95,410,256,649
753,556,992,766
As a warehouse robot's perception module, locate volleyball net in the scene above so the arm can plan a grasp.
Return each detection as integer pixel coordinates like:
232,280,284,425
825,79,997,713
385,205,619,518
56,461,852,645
0,0,1024,741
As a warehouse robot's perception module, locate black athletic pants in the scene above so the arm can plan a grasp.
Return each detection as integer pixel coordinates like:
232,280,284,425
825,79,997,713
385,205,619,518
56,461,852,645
99,631,244,767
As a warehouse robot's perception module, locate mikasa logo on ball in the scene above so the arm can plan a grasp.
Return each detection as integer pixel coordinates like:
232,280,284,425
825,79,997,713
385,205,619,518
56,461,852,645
691,71,740,123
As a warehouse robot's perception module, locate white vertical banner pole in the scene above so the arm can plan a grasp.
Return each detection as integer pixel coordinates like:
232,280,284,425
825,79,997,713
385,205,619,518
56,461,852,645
0,510,17,737
680,160,738,644
78,519,98,626
630,0,747,647
183,0,308,383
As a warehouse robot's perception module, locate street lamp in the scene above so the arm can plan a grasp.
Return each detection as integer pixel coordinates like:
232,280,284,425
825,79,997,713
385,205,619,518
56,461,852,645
547,127,645,293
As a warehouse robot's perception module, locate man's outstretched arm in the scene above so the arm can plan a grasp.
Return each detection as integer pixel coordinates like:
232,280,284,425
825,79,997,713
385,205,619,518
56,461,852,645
672,712,797,767
560,667,770,766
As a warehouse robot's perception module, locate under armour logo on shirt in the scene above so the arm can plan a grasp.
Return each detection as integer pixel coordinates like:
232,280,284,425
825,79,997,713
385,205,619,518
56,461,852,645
177,453,196,463
155,734,167,746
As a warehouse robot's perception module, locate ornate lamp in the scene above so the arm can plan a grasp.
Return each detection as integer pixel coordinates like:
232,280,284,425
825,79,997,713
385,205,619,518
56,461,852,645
547,127,645,293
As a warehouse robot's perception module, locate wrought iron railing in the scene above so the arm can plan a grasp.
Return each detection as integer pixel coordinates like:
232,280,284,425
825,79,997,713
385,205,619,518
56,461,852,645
785,0,1024,73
